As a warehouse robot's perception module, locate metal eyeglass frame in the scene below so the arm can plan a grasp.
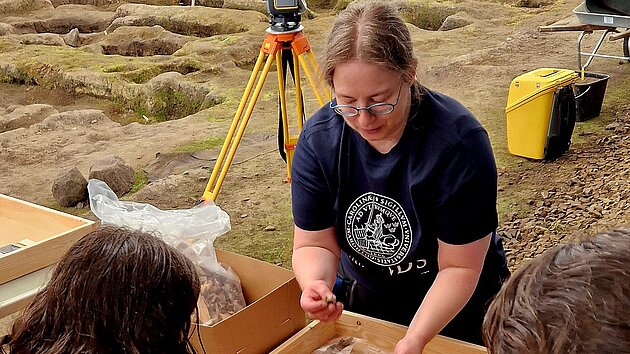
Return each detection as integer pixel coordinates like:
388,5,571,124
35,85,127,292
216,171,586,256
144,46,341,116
329,81,404,117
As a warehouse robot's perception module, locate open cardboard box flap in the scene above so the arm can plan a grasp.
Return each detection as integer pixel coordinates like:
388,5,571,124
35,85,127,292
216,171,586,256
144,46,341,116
190,249,305,354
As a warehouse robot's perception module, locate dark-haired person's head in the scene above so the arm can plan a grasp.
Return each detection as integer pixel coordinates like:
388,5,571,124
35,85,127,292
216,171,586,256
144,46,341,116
483,229,630,353
7,226,200,354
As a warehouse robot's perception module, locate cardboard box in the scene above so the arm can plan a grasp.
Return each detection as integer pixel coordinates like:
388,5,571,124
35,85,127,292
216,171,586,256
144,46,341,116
190,249,306,354
271,311,488,354
0,194,97,316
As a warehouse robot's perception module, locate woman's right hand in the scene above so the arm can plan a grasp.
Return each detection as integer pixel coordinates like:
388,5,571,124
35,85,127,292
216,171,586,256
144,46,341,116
292,225,343,321
300,280,343,322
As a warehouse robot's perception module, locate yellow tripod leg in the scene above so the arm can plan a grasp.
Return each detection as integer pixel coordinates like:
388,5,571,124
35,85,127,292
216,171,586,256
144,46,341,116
298,53,326,107
201,31,330,200
208,50,277,202
293,50,304,132
283,48,327,182
202,50,267,202
306,50,331,102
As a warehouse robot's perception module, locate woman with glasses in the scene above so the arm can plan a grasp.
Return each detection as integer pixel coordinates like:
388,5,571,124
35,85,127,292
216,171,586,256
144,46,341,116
290,2,509,353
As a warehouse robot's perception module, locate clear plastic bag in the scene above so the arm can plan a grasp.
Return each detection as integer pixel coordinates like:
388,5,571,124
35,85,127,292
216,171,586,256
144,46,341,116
87,178,246,325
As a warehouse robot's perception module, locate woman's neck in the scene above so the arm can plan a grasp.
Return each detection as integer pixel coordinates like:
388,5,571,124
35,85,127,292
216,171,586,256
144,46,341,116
369,138,400,154
368,100,412,154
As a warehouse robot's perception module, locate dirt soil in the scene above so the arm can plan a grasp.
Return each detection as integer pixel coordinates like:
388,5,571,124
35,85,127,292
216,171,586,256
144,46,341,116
1,0,629,297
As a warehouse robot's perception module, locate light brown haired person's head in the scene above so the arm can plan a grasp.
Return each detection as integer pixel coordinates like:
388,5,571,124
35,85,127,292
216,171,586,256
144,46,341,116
483,229,630,354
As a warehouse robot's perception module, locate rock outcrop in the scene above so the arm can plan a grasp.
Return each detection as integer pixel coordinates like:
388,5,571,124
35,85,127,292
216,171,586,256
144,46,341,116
438,15,471,31
0,23,20,36
0,104,59,133
5,5,116,34
99,25,198,56
0,0,53,15
109,3,266,37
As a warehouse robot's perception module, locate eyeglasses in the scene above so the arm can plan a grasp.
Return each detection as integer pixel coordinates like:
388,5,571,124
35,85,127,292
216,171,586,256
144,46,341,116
329,81,404,117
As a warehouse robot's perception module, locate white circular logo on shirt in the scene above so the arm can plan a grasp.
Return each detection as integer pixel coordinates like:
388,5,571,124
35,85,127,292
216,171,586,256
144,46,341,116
345,192,412,266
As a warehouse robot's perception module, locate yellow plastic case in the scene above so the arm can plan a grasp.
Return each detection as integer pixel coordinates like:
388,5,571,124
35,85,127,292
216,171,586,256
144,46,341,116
506,68,578,160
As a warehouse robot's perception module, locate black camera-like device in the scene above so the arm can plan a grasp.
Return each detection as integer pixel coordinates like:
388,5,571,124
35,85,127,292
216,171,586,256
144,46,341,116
267,0,307,32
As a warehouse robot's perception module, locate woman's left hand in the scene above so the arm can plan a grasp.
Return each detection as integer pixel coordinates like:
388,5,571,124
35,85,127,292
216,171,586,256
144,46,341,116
394,335,426,354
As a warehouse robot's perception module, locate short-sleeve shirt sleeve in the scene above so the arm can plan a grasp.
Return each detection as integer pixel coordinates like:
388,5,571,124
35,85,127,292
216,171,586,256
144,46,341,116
433,128,498,245
290,121,338,231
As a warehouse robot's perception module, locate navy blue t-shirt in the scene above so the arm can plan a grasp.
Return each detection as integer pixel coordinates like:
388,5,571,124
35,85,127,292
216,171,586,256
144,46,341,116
291,89,508,334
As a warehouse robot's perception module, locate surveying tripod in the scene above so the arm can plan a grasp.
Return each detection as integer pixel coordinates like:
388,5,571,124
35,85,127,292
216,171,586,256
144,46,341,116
201,23,330,202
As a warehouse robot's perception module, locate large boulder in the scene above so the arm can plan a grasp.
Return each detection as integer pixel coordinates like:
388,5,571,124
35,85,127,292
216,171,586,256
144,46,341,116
89,155,135,197
52,166,88,207
0,104,59,133
98,25,198,56
63,28,80,47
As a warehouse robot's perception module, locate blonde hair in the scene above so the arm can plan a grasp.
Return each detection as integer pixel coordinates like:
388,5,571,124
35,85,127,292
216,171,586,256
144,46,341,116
321,1,422,100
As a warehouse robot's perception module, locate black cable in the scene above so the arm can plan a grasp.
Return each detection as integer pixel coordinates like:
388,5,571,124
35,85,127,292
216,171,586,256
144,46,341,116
1,334,10,354
190,305,206,354
277,46,306,163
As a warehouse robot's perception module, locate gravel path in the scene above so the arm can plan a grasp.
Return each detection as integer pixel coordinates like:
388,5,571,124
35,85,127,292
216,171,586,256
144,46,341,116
499,104,630,270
